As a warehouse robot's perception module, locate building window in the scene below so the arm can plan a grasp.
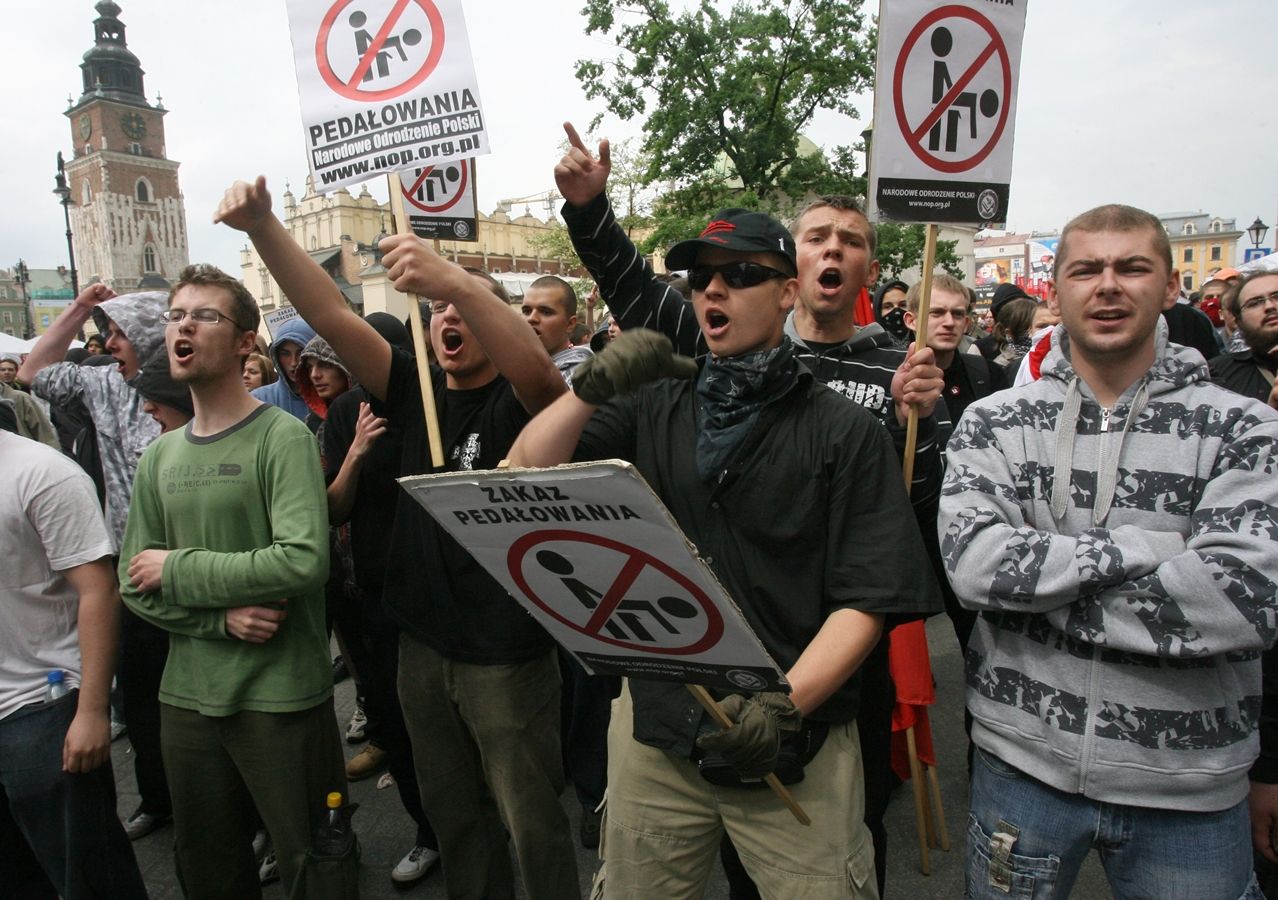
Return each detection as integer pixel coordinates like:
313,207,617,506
1211,220,1223,233
129,142,143,155
258,266,272,300
1183,248,1193,263
135,178,151,202
82,181,93,204
143,245,157,273
2,312,11,326
1183,274,1193,291
1211,245,1222,261
1182,222,1196,236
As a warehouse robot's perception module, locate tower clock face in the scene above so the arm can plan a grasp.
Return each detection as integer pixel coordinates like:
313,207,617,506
121,112,147,140
79,114,92,140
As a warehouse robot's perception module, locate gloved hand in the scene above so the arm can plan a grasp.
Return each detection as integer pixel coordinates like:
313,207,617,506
695,692,802,779
572,328,698,405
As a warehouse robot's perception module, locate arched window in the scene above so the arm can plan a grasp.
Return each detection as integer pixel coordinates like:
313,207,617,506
1182,222,1196,236
82,181,93,204
1210,220,1223,233
135,178,151,202
143,245,157,273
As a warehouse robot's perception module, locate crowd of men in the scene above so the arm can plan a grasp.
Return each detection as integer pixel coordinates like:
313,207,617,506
2,122,1277,900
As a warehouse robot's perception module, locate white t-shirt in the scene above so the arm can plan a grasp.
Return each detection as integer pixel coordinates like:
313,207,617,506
0,432,114,721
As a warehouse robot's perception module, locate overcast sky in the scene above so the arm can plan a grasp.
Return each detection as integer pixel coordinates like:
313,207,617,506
3,0,1277,278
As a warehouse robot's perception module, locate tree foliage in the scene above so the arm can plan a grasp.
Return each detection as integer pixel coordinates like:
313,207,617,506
575,0,875,199
875,225,964,280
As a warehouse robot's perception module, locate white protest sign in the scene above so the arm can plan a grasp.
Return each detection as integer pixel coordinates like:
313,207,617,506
286,0,490,192
399,461,789,692
262,305,301,340
869,0,1027,224
398,158,479,241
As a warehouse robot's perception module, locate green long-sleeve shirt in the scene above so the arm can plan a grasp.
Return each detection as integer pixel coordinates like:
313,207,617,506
120,404,332,716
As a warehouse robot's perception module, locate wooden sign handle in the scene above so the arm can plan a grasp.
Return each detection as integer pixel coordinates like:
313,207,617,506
387,175,445,468
685,684,811,826
901,222,939,494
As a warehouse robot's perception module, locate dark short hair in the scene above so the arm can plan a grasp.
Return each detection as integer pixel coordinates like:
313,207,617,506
461,266,510,303
1054,205,1172,279
790,195,877,257
528,275,577,318
173,264,261,333
1229,270,1278,317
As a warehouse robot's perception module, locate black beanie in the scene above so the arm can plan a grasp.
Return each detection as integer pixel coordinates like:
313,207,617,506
133,346,195,419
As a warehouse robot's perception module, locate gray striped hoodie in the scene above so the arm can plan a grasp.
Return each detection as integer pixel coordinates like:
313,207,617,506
939,318,1278,811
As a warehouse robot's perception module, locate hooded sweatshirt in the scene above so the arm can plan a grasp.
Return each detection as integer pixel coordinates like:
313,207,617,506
32,292,167,552
295,335,355,428
939,318,1278,812
251,315,316,420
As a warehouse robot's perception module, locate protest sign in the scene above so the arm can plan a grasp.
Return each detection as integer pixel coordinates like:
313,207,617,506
869,0,1028,224
262,305,301,340
398,158,478,241
399,461,789,693
286,0,490,191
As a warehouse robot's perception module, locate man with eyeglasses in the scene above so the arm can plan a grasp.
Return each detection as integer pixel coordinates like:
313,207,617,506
509,208,939,899
214,177,579,900
117,263,344,897
17,284,175,842
1210,272,1278,411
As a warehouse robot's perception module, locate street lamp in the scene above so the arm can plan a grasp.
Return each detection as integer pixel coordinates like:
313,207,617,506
1247,217,1269,250
52,152,80,297
13,259,32,339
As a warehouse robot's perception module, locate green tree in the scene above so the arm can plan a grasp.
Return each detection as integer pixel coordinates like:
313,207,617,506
575,0,875,199
875,224,964,281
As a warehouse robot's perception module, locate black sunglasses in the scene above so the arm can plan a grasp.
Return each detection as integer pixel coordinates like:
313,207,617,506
686,261,793,291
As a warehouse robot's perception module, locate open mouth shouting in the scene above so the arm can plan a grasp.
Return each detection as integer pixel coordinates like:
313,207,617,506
440,328,465,357
172,339,195,365
817,268,844,296
704,309,730,338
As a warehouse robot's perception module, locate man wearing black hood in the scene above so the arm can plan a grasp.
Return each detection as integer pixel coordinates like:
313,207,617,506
871,278,911,345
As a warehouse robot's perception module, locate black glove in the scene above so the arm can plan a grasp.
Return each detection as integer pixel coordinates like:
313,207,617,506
695,692,802,779
572,328,698,405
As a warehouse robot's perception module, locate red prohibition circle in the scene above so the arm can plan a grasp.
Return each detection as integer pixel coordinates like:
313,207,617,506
507,529,725,656
403,160,469,213
892,5,1011,174
315,0,446,102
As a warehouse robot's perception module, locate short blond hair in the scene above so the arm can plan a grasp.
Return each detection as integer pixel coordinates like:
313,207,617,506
905,272,969,313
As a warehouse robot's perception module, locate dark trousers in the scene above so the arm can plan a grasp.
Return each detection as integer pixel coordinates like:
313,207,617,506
118,605,171,816
161,699,345,900
0,691,147,900
558,647,620,812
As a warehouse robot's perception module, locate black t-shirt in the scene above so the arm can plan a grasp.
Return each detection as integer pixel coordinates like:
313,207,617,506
372,349,552,663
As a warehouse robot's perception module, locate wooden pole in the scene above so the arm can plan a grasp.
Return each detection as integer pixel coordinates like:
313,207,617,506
386,175,445,468
900,223,939,492
685,684,811,826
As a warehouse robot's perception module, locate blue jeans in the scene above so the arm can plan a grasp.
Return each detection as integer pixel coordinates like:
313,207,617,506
0,691,147,900
966,746,1262,899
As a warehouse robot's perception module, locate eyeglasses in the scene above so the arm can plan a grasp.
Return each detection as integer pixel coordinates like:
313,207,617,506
427,301,452,315
1240,290,1278,313
686,262,793,292
162,308,247,329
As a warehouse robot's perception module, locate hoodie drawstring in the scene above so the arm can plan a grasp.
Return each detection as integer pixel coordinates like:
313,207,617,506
1050,376,1149,527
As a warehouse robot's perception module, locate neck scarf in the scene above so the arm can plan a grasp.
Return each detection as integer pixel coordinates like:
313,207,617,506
695,339,799,480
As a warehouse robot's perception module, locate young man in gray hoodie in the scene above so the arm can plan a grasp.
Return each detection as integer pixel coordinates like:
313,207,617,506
939,204,1278,898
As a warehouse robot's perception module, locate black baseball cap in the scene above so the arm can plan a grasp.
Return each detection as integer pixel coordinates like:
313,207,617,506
665,209,797,273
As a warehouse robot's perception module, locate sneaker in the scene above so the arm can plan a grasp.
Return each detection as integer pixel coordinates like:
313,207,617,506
331,655,348,685
252,829,269,862
123,807,172,841
346,699,368,743
346,744,388,781
258,850,279,886
391,845,440,884
110,718,127,742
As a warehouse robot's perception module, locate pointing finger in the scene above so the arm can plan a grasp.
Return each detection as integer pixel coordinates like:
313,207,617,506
563,121,589,156
598,137,611,168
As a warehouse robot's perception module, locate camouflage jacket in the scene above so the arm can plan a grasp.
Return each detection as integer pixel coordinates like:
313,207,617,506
940,318,1278,812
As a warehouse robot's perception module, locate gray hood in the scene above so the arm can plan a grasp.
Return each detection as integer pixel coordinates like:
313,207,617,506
91,292,170,370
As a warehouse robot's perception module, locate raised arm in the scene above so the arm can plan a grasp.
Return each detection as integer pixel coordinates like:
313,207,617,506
215,177,393,400
378,235,566,414
17,284,115,384
556,122,706,359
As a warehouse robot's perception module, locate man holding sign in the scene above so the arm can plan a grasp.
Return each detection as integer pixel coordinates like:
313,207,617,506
509,211,940,898
215,178,575,899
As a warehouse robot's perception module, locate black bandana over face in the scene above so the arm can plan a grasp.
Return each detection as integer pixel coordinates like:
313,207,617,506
695,339,799,481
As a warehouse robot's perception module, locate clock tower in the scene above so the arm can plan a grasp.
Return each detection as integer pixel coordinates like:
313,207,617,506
63,1,189,291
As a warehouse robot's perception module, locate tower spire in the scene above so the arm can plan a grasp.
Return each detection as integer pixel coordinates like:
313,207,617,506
77,2,147,106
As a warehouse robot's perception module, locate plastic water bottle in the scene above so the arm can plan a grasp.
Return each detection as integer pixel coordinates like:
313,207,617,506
46,670,69,701
312,792,349,856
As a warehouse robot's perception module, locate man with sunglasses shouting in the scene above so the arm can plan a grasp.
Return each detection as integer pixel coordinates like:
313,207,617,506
118,264,344,897
509,210,940,899
553,122,945,895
